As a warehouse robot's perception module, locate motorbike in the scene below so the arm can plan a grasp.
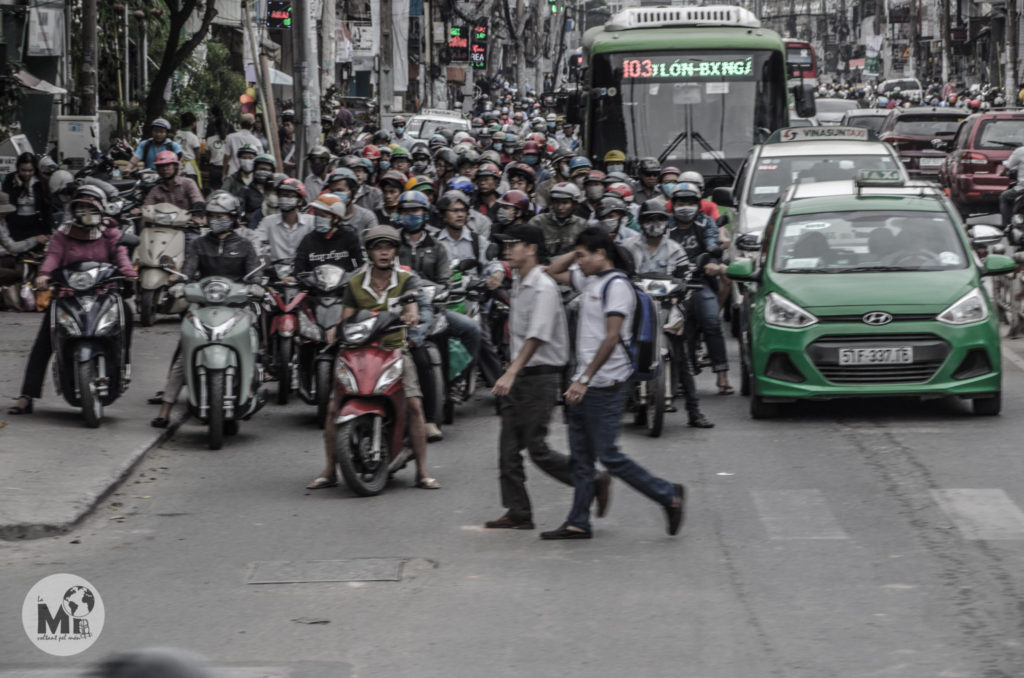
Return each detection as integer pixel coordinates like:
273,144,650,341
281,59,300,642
414,280,451,426
179,269,267,449
444,259,486,410
326,294,419,496
134,202,195,326
265,262,307,405
49,262,131,427
295,264,349,425
2,251,44,311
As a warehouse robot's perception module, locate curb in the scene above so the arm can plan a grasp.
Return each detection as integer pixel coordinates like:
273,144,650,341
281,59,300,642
0,412,189,541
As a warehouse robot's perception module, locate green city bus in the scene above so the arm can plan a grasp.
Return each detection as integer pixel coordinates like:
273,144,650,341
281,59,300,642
574,5,813,187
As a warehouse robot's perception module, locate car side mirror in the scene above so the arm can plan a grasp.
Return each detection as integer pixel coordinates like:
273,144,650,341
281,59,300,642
735,231,763,252
970,224,1004,247
711,186,735,208
982,253,1016,276
726,258,761,282
791,84,816,119
930,138,948,151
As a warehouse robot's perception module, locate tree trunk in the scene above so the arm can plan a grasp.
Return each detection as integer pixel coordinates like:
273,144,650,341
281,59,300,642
79,0,98,115
144,0,218,123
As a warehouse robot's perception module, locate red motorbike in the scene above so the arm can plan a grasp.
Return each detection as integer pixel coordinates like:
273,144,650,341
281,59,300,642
326,296,417,496
266,279,308,404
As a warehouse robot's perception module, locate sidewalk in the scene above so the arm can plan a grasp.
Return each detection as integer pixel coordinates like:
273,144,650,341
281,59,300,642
0,312,183,540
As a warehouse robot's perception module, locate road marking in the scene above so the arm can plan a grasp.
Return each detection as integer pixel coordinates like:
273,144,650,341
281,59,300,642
931,489,1024,540
752,489,849,540
1002,342,1024,373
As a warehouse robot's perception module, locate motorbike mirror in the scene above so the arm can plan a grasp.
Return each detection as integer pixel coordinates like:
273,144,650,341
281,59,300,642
242,261,267,282
456,258,477,272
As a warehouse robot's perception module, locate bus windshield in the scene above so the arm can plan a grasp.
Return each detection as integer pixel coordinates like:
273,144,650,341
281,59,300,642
589,50,786,178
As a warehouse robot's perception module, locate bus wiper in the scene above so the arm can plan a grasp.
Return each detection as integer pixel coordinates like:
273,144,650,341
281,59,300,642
690,131,736,179
658,130,689,165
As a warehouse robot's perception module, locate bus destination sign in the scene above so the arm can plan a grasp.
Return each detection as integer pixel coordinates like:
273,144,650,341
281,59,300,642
619,56,754,80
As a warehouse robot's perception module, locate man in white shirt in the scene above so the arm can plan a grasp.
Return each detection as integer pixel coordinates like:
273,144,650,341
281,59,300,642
253,178,313,281
221,113,263,181
543,226,685,539
486,225,610,530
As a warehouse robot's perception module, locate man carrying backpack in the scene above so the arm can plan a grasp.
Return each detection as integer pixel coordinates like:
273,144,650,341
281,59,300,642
542,227,685,540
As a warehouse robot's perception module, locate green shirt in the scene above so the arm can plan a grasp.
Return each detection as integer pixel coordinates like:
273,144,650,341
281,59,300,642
342,266,419,349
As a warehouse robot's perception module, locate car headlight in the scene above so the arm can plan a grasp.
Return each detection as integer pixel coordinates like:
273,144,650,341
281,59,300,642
67,270,96,291
374,359,404,394
335,361,358,392
201,279,232,304
298,312,324,341
95,304,121,335
56,308,81,336
937,288,988,325
764,292,818,329
343,318,375,344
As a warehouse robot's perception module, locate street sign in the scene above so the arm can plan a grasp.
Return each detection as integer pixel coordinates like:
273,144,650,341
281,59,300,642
448,26,469,62
470,21,487,70
266,1,292,28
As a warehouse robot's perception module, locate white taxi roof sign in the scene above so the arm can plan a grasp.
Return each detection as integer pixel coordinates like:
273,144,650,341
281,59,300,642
765,126,877,144
855,169,905,187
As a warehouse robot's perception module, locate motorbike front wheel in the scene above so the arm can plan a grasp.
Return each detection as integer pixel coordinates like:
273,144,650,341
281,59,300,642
276,336,292,405
207,369,226,450
335,415,390,496
315,360,332,428
139,288,157,327
78,359,103,428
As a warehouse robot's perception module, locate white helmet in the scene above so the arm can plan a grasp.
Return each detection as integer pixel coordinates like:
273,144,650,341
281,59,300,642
678,170,705,193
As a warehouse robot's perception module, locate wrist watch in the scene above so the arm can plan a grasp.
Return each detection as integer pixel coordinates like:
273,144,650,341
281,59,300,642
579,374,591,386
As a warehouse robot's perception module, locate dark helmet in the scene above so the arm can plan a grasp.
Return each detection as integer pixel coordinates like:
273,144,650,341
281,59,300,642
638,198,670,221
637,157,661,174
507,163,537,184
497,189,532,214
435,148,459,168
596,195,628,219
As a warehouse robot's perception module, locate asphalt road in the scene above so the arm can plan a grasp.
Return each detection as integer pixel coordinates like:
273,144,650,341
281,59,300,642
5,339,1024,678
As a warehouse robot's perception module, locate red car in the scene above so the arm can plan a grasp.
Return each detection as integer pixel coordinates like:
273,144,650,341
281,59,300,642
939,111,1024,216
878,107,965,179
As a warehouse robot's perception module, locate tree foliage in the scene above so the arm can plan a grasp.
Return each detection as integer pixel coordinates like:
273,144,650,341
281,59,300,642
144,0,218,122
167,40,245,127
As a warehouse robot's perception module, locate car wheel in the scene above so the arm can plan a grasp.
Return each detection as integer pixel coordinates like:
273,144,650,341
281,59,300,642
972,391,1001,416
749,391,780,419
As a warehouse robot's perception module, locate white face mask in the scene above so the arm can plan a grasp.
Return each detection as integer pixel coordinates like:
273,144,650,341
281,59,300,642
496,207,517,226
642,218,669,238
313,215,333,233
585,185,605,201
208,216,233,233
278,197,299,212
607,164,624,174
239,158,255,173
599,216,621,234
77,212,102,226
673,205,698,222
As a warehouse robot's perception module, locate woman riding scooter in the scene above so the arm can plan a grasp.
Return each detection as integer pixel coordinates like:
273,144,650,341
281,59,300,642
9,184,138,415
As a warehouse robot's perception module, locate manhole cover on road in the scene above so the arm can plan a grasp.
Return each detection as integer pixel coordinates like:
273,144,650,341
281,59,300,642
247,558,406,584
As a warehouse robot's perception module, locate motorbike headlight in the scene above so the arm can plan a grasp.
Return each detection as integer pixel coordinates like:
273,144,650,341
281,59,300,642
764,292,818,329
56,308,81,336
67,270,97,291
335,361,358,392
202,279,232,304
95,304,121,335
298,312,324,341
937,288,988,325
342,318,375,344
374,358,404,394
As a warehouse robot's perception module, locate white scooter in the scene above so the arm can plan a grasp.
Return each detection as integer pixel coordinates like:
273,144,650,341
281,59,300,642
135,202,197,326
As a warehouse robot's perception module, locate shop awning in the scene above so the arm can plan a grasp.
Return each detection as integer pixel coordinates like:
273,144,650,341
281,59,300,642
15,70,66,95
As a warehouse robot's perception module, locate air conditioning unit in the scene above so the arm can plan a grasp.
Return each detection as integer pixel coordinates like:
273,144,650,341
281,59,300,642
606,5,761,31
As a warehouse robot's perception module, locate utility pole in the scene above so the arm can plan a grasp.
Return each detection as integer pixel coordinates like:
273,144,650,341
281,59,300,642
292,0,322,177
1006,0,1018,91
940,0,950,81
79,0,98,115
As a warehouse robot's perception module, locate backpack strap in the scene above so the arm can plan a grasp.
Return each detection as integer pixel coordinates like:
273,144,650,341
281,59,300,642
599,270,632,358
470,232,483,274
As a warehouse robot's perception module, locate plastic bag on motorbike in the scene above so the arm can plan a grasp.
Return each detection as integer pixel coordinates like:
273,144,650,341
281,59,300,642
448,338,472,381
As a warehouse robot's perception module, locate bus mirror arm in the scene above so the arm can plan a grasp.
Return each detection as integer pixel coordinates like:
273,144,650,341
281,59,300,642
792,83,817,118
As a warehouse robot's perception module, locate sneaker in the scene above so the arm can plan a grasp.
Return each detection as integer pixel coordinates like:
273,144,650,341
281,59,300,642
664,484,686,536
485,515,535,530
687,412,714,428
425,422,444,442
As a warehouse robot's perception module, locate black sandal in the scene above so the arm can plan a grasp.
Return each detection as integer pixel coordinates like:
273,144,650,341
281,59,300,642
150,417,169,429
147,391,165,405
8,397,32,415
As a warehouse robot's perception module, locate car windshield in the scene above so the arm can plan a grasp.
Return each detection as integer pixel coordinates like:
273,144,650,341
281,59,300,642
409,118,469,139
747,153,900,206
772,210,968,273
843,114,889,133
892,115,965,137
882,79,921,93
815,99,856,114
788,117,815,128
974,119,1024,150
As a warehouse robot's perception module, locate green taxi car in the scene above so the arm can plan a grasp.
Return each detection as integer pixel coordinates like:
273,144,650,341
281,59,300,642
727,171,1015,418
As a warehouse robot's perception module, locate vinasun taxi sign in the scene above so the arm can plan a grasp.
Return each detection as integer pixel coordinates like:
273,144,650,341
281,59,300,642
765,126,875,144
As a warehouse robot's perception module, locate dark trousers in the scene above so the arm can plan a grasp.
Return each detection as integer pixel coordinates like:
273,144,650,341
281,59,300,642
1000,186,1023,229
685,284,729,373
20,303,134,399
498,370,572,521
668,334,701,414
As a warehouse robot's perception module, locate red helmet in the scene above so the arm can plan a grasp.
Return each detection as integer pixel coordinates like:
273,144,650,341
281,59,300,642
361,144,382,159
275,176,307,202
526,133,546,145
497,189,532,214
507,163,537,184
606,182,634,203
154,150,179,166
585,169,607,184
522,140,541,155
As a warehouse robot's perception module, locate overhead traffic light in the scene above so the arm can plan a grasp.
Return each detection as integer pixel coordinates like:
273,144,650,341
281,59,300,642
548,0,559,14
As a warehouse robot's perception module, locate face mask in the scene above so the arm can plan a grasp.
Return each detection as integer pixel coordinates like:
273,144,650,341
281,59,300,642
379,160,391,172
607,164,624,174
265,192,280,208
661,182,677,198
559,164,571,179
673,205,699,222
585,185,605,201
332,191,351,205
313,215,333,233
642,218,669,238
547,122,556,131
496,207,517,226
239,158,255,173
503,145,516,155
472,126,483,135
254,169,273,184
394,126,405,134
208,216,233,234
400,212,428,232
310,161,326,175
599,216,621,234
77,212,102,226
523,155,539,166
278,196,299,211
412,161,428,173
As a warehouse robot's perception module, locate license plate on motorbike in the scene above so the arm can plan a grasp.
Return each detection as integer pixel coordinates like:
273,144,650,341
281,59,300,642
838,347,913,365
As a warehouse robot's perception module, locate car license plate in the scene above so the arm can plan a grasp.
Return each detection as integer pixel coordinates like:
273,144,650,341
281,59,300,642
919,157,944,167
838,347,913,365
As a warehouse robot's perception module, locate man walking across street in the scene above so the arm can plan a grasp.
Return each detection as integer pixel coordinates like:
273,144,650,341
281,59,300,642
543,227,685,539
486,225,609,530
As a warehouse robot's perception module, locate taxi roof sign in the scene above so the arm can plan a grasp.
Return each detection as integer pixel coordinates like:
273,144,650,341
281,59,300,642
855,169,904,187
765,126,879,144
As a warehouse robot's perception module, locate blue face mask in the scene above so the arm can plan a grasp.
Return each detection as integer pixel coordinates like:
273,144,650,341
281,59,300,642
523,155,539,166
379,160,391,172
313,215,333,233
547,122,556,131
332,191,350,205
399,212,428,232
661,182,677,198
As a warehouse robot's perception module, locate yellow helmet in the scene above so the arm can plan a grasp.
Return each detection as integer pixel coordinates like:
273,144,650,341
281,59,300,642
604,149,626,163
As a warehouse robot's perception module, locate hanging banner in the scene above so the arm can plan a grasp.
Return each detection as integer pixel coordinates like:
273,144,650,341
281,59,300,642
27,7,65,57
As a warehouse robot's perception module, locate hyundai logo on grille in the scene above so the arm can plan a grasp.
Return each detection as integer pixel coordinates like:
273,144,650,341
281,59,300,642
862,312,893,326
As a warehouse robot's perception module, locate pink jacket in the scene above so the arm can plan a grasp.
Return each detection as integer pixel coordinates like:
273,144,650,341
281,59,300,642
40,227,136,278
